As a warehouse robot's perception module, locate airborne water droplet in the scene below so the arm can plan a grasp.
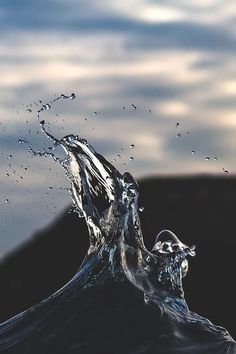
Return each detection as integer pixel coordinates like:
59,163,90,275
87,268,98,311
214,157,218,161
18,139,28,144
130,144,134,148
131,104,136,110
139,206,144,212
70,93,76,100
130,157,134,161
177,133,181,138
191,150,195,155
205,157,210,161
45,103,51,110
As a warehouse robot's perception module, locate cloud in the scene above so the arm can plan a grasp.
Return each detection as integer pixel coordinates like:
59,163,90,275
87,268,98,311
1,0,236,254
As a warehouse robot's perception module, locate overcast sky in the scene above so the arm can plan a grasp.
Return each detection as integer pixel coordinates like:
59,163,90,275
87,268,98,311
1,0,236,256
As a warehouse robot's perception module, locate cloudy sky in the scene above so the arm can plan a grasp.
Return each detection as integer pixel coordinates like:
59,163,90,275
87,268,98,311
1,0,236,255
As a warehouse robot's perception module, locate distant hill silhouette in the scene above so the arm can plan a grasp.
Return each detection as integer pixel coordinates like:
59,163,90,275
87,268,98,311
0,175,235,340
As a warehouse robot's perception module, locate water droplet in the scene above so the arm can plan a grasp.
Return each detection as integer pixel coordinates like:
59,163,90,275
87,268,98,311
61,94,66,98
18,139,28,144
214,157,218,160
224,170,229,174
205,157,210,161
122,106,126,110
40,120,45,125
130,144,135,148
139,206,144,212
8,154,12,159
45,103,51,110
5,199,9,203
26,108,32,113
130,157,134,161
70,93,76,99
186,131,190,135
191,150,195,155
131,104,136,110
148,109,152,113
144,265,151,272
177,133,181,138
188,245,196,257
48,186,53,190
93,112,98,116
175,122,179,128
117,154,121,158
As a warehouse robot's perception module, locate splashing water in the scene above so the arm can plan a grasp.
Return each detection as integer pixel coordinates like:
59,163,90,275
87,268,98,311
0,106,235,354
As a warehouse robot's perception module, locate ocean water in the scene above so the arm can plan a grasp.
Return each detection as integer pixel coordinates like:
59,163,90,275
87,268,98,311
0,98,235,353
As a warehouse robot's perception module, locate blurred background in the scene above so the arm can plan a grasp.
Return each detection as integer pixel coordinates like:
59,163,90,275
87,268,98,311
1,0,236,255
0,0,236,340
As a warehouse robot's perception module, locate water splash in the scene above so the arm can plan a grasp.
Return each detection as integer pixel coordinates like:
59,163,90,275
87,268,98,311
0,120,235,353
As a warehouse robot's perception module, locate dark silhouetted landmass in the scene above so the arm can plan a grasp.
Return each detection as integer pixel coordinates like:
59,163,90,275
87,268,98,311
0,175,235,339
